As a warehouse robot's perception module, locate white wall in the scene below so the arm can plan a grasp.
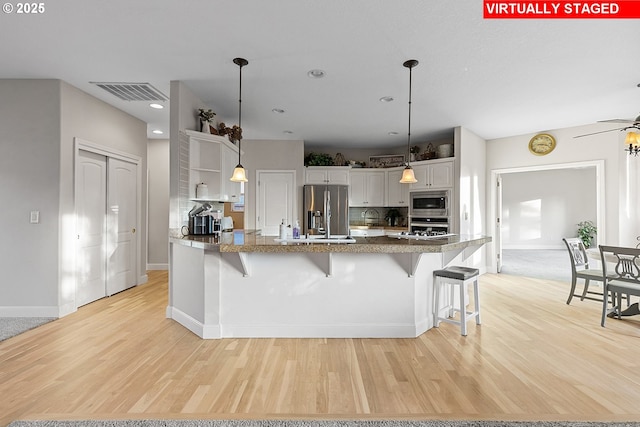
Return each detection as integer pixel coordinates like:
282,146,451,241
147,139,170,269
487,123,639,248
169,81,210,230
501,168,597,249
0,80,61,313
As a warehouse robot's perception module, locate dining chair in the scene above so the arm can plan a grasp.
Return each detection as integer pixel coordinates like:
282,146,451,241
563,237,608,304
599,245,640,327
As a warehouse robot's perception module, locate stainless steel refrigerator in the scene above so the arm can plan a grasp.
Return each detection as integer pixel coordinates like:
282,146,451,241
303,184,349,237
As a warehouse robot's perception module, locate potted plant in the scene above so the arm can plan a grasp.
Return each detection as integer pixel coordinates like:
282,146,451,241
197,108,216,133
304,152,335,166
384,208,403,227
577,220,597,248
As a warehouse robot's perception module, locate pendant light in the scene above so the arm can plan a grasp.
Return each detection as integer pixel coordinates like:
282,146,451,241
624,131,640,156
400,59,419,184
230,57,249,182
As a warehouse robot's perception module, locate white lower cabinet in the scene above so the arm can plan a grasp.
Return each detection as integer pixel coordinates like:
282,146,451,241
349,170,385,207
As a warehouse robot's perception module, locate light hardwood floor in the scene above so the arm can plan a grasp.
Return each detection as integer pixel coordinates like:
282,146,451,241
1,271,640,426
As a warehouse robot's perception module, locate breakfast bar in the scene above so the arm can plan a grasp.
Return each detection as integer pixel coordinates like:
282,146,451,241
168,231,490,339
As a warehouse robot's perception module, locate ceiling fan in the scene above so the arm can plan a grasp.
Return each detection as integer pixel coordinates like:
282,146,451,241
574,114,640,138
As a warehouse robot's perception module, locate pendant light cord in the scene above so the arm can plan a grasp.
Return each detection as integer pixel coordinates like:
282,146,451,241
233,57,248,166
237,61,243,164
407,64,412,163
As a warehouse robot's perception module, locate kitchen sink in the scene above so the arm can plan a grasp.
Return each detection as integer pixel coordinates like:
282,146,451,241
275,235,356,244
349,228,385,237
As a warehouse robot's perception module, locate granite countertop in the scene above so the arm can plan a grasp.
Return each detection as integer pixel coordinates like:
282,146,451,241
170,229,491,254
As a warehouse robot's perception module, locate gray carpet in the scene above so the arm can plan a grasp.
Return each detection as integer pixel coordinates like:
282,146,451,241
500,249,570,282
7,420,640,427
0,317,55,341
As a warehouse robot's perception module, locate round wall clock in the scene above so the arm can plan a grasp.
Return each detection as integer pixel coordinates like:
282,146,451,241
528,133,556,156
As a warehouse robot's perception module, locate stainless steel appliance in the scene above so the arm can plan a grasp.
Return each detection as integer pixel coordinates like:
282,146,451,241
409,217,450,235
303,184,349,237
409,190,449,217
188,205,222,236
409,190,452,235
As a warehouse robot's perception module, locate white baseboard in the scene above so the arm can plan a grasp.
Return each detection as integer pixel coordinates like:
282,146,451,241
147,263,168,271
138,274,148,285
167,305,221,339
503,245,565,250
0,306,60,317
166,304,427,339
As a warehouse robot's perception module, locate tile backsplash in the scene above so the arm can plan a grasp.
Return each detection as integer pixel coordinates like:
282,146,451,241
349,207,408,227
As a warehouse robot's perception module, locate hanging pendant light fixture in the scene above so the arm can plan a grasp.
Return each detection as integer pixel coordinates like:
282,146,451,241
230,57,249,182
400,59,419,184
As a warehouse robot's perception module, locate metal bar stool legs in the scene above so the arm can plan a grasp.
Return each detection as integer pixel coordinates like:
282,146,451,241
433,266,481,336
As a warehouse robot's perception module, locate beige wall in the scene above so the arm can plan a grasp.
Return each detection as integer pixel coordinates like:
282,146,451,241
0,80,61,312
0,79,148,316
242,139,305,230
147,139,170,268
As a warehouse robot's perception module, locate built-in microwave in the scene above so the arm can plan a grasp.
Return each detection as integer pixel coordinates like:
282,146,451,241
409,190,449,217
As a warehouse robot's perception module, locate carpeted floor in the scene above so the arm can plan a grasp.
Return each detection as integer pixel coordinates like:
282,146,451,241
7,420,640,427
500,249,571,283
0,317,55,342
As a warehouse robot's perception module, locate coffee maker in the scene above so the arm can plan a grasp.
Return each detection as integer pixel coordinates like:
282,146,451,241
188,204,222,236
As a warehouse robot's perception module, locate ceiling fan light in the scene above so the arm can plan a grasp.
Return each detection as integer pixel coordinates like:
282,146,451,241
625,131,639,147
230,165,248,182
399,165,417,184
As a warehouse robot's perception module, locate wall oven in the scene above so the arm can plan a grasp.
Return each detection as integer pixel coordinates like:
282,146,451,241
410,190,449,217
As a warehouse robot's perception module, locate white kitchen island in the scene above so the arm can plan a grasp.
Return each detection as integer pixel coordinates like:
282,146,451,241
168,230,490,339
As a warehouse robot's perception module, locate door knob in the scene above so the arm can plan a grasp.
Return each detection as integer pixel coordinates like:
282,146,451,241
132,228,136,233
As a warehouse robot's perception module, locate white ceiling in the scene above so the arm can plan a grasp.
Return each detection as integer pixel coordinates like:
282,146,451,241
1,0,638,148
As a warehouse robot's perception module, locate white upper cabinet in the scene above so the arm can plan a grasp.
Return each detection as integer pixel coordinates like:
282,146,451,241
186,130,241,202
386,168,409,207
349,169,385,207
410,159,454,190
305,166,351,185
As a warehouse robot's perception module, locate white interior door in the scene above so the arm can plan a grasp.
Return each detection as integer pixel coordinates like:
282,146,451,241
76,150,108,306
257,170,295,236
106,158,138,295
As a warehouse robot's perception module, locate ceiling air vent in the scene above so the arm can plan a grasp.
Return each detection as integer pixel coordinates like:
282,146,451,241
91,82,168,102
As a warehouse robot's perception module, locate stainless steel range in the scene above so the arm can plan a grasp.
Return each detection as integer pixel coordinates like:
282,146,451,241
390,230,455,240
409,216,450,235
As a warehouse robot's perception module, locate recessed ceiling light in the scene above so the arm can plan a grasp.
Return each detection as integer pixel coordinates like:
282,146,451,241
272,108,285,114
380,96,394,103
152,129,164,135
388,131,399,136
283,130,294,134
149,103,164,109
307,69,326,79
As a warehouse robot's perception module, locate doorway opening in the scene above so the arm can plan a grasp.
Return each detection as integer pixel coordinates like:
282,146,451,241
490,160,605,281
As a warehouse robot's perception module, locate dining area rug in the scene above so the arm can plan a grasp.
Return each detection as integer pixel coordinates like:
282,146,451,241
0,317,55,342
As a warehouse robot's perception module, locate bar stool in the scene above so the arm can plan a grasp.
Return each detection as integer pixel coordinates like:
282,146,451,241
433,266,481,336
